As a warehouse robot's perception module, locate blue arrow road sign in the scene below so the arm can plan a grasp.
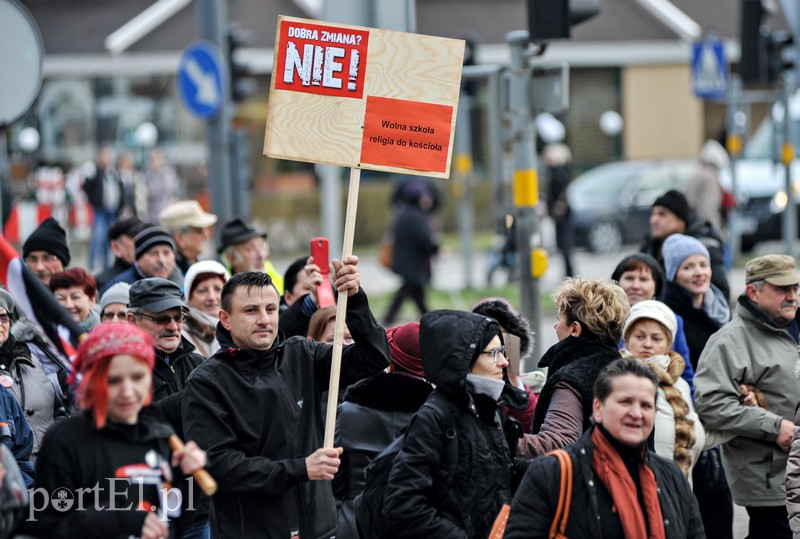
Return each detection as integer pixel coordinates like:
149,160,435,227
692,39,728,99
177,41,224,119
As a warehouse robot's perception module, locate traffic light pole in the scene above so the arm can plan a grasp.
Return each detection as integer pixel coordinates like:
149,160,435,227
781,73,797,255
197,0,233,223
507,30,542,369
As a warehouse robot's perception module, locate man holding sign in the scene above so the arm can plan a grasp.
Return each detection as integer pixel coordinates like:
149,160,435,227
182,257,389,538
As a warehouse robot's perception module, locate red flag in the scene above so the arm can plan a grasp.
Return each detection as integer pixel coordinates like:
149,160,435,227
0,234,83,363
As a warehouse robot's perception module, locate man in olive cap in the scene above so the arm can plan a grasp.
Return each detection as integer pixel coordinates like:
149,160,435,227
217,218,284,294
695,254,800,538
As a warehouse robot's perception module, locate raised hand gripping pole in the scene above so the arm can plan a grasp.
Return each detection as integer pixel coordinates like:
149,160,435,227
323,168,361,448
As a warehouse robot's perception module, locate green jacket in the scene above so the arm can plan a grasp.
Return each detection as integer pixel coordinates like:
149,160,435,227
695,297,800,506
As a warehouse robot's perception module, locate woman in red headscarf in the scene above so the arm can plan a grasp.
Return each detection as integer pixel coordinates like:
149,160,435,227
332,322,433,539
24,323,207,539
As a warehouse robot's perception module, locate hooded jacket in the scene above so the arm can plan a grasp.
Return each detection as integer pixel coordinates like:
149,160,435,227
382,310,522,538
181,288,389,539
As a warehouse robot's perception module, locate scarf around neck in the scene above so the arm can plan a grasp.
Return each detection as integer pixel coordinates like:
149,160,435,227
591,426,665,539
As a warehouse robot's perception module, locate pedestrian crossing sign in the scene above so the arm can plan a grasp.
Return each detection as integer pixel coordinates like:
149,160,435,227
692,39,728,99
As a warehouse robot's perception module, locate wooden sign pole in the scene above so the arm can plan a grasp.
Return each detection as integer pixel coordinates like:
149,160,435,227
323,167,361,448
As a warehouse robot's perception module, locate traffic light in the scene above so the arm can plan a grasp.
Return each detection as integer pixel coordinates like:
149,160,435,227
227,24,256,103
767,30,795,82
739,0,768,83
740,0,794,84
528,0,600,41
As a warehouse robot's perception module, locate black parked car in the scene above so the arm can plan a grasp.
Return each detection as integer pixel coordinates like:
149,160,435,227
565,159,696,253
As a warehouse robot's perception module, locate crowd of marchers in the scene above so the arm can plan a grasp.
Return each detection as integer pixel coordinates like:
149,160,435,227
2,160,800,539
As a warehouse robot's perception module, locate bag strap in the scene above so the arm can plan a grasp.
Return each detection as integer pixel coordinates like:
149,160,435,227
489,503,510,539
547,449,573,538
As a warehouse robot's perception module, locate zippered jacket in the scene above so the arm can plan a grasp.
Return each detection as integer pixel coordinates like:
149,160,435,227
182,288,389,539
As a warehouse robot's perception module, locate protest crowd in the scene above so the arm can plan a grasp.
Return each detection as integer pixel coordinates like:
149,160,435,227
0,176,799,539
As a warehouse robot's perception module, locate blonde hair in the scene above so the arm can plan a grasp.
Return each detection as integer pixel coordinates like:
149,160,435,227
553,278,630,347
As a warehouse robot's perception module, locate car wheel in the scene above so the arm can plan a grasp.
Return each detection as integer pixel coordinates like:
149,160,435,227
587,221,622,254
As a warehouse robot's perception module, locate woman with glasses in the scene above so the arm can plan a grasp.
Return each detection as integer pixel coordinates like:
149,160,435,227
49,268,100,332
519,278,628,458
380,310,527,538
0,288,65,461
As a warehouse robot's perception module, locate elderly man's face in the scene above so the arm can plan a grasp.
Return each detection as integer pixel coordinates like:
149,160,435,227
24,251,64,286
747,281,800,326
137,245,175,279
231,237,267,274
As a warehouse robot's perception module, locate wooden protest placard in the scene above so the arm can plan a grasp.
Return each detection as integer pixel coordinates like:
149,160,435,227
264,16,464,448
264,15,464,178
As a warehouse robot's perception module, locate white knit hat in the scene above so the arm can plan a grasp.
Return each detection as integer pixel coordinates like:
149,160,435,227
184,260,229,299
99,282,130,314
623,299,678,347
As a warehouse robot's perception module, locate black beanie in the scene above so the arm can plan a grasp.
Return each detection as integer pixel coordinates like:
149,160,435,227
134,226,176,260
652,190,689,224
22,217,70,266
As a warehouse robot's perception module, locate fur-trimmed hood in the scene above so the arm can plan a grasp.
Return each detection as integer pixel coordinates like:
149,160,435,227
472,298,534,362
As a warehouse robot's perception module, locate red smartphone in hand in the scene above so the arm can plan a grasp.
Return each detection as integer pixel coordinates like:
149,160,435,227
310,237,336,308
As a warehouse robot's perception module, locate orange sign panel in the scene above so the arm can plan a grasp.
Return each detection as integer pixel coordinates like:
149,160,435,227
274,19,369,99
360,96,453,173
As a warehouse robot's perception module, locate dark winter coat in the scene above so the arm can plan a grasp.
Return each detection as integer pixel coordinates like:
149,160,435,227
94,257,132,293
382,310,513,539
151,336,206,439
25,409,192,539
640,218,730,301
505,429,705,539
661,281,726,371
333,372,433,539
390,203,438,285
182,288,390,539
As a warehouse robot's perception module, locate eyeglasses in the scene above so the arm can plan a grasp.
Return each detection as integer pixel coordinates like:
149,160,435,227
24,253,59,264
481,346,506,364
101,311,127,322
137,312,186,325
0,314,10,325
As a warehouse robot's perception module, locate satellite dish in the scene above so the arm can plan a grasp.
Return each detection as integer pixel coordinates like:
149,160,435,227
0,0,44,126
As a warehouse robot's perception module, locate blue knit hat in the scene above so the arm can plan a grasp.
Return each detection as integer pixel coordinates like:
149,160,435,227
662,234,710,281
